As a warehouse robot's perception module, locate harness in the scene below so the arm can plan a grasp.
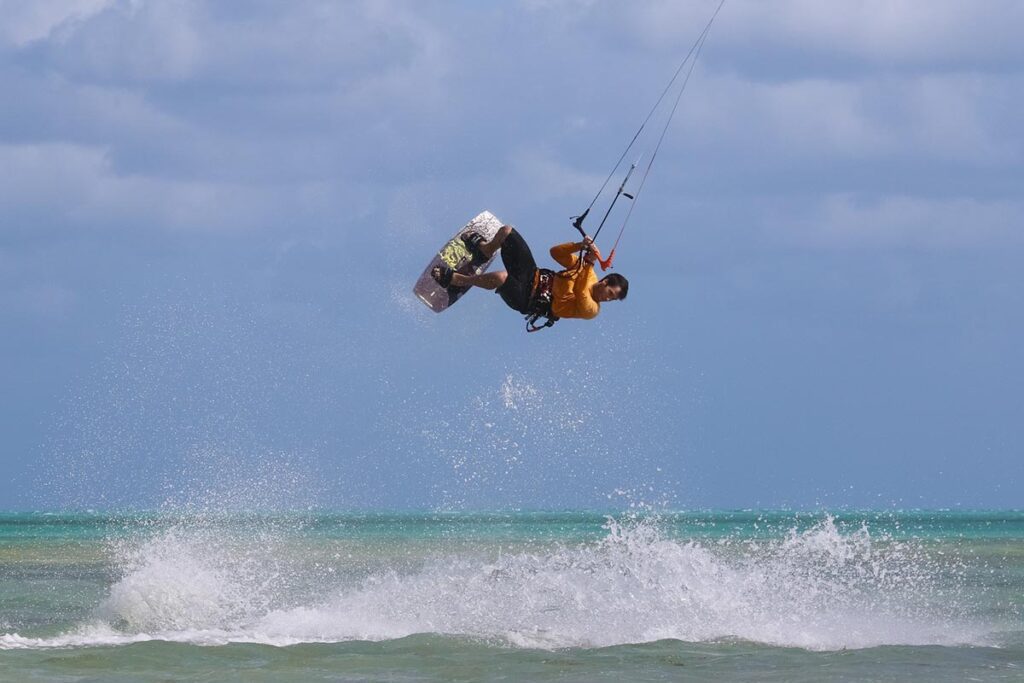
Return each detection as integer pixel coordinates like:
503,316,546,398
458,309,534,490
525,269,559,333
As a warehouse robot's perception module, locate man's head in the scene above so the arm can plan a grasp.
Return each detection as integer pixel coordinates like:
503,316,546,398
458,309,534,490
593,273,629,303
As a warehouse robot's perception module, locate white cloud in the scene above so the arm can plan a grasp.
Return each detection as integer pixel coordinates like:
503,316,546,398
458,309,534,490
0,0,457,187
1,69,187,148
507,2,1021,172
676,71,1020,165
0,0,112,47
52,1,203,83
1,0,1020,251
0,143,106,210
0,142,360,235
33,0,450,96
509,148,606,200
626,0,1024,67
681,74,885,157
898,74,1019,164
774,193,1024,249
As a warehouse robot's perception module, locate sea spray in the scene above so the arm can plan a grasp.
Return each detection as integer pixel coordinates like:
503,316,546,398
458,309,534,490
99,520,286,633
255,515,980,650
92,454,323,634
1,512,996,651
427,364,681,510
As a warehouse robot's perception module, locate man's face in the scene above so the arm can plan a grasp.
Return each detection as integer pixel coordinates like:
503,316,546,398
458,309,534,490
594,281,623,302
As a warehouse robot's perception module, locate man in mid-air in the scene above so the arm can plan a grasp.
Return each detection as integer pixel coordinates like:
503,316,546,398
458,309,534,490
431,225,628,328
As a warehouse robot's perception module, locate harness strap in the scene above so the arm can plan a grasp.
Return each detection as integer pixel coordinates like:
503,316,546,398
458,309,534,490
526,313,558,333
524,269,559,332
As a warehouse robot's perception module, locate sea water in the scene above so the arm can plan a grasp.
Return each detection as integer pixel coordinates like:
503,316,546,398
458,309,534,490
0,510,1021,682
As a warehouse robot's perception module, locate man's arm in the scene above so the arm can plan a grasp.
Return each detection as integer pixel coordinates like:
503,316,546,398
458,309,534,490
550,241,583,269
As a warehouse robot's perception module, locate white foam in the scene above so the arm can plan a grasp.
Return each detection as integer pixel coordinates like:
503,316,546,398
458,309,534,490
0,516,994,652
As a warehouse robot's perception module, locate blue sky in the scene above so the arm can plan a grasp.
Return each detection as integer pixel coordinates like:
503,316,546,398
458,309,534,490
1,0,1021,510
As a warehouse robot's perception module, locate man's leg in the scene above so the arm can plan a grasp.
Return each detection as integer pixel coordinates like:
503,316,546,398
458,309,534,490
445,225,515,288
477,225,512,260
451,270,507,289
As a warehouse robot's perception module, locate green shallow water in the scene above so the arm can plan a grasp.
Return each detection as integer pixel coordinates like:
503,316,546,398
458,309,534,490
3,637,1024,683
2,637,1022,683
0,511,1022,682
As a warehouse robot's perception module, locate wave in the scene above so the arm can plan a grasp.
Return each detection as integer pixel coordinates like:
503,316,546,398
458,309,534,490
0,515,994,652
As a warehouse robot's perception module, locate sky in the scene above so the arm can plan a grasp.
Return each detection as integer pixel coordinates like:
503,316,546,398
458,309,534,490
0,0,1021,511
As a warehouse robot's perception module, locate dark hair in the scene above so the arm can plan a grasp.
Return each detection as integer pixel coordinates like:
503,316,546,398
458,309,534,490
601,273,629,300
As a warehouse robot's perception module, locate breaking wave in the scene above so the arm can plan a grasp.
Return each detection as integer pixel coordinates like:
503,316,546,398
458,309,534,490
0,515,992,652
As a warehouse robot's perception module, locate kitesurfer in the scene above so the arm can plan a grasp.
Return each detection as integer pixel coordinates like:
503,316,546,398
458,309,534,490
431,225,628,326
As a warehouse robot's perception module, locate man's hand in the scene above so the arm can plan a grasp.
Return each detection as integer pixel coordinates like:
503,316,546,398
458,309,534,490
581,236,602,265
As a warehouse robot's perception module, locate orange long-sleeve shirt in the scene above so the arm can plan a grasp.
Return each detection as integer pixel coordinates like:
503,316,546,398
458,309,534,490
548,242,599,320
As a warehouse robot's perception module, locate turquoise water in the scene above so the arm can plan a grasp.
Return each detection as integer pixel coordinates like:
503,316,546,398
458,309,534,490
1,511,1022,681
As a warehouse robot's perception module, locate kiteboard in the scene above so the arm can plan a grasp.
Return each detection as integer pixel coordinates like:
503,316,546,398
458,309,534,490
413,210,504,312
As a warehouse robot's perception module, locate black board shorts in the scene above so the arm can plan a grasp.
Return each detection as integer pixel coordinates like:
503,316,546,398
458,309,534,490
495,228,537,314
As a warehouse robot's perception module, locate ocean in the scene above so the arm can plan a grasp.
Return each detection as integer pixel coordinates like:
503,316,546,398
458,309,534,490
0,510,1021,682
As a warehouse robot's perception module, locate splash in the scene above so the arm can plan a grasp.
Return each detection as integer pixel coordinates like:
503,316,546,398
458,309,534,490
0,515,994,652
426,368,654,509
